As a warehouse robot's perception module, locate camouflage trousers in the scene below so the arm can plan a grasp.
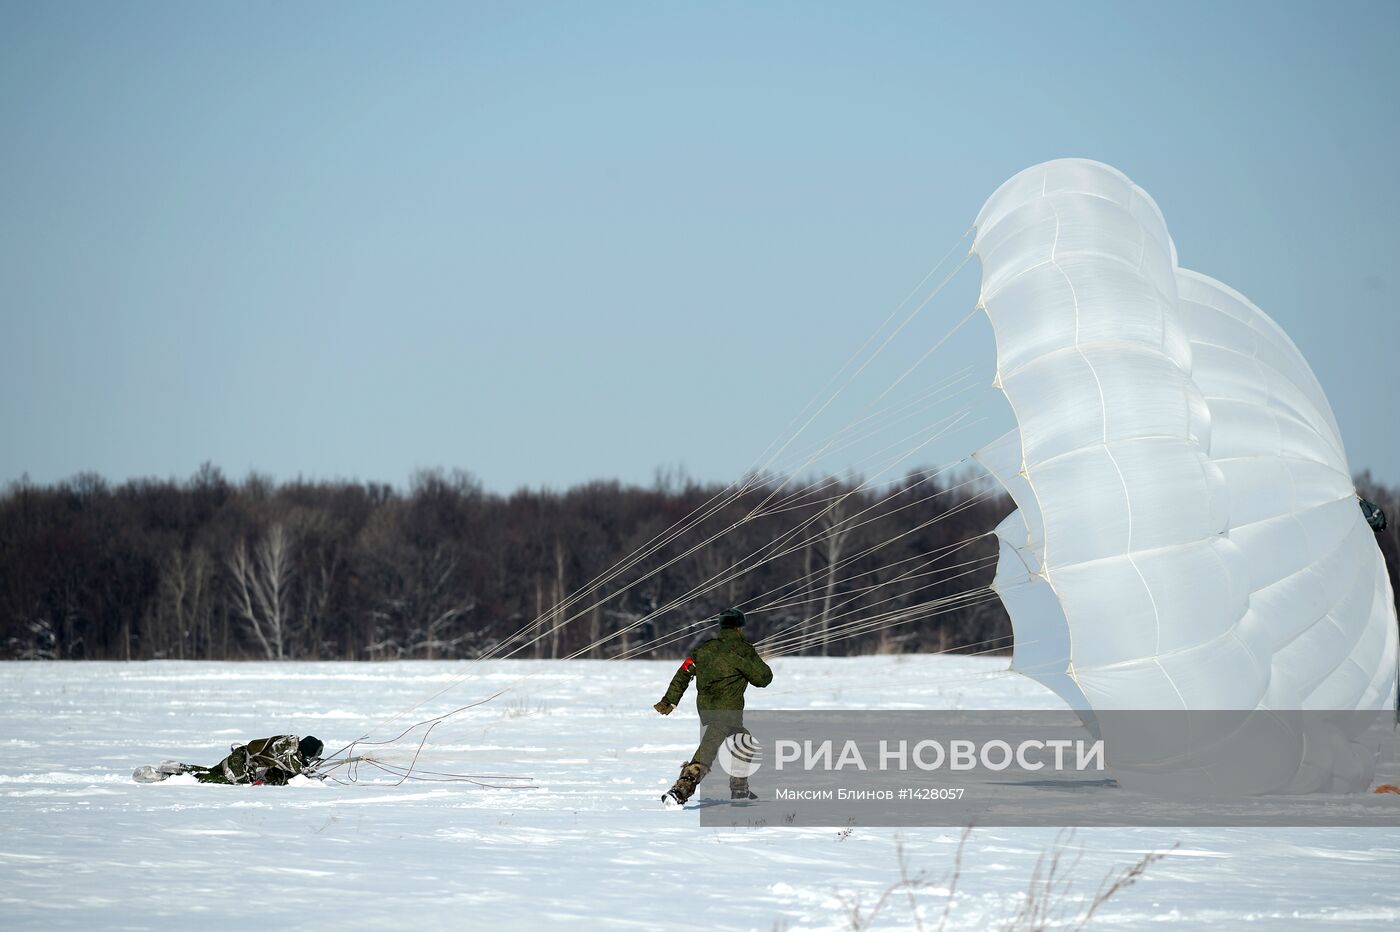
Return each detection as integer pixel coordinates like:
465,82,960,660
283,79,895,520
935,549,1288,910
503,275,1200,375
170,749,295,786
158,762,235,785
691,710,749,769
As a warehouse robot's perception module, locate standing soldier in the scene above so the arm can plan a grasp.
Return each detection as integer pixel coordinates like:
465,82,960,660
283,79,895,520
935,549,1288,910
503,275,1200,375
654,608,773,806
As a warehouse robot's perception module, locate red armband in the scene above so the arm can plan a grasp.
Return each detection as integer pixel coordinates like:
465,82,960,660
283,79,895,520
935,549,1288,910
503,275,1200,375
680,657,695,674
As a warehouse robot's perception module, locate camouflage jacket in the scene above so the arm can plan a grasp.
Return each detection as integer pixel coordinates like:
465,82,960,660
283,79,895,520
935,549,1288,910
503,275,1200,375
202,735,315,786
661,627,773,711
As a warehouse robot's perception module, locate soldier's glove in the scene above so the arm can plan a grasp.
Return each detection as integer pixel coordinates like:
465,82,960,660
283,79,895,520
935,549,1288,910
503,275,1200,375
654,700,675,716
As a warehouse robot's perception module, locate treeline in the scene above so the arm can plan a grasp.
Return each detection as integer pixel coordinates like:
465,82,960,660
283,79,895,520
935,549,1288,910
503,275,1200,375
4,467,1394,662
0,465,1015,661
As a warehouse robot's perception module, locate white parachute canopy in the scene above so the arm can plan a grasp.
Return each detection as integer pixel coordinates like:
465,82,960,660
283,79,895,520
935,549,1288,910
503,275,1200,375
970,159,1397,792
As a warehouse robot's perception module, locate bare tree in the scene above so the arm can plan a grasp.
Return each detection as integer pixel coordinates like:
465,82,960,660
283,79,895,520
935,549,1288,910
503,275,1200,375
550,537,566,659
411,546,475,659
228,523,294,660
155,546,212,660
814,499,852,656
365,540,476,660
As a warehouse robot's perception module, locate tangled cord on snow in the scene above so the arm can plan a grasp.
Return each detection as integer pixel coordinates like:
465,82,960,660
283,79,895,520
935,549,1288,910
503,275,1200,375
317,714,535,790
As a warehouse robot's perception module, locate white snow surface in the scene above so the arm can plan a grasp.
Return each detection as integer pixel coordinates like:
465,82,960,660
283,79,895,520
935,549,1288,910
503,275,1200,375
4,656,1400,929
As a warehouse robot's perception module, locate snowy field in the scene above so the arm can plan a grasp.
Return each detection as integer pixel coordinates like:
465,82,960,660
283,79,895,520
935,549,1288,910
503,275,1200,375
4,657,1400,930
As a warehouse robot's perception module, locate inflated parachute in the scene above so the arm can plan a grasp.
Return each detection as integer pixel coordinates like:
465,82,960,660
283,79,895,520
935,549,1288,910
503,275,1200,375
971,159,1397,792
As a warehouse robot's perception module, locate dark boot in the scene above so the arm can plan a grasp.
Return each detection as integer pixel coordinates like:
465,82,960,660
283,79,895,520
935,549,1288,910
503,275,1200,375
663,761,709,807
729,775,757,800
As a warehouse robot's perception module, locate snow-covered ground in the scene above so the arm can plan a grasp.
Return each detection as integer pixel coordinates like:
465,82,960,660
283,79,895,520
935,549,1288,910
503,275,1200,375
4,656,1400,929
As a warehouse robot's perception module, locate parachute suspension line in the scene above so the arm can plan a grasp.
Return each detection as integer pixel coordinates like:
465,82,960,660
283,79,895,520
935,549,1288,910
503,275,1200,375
869,302,982,408
570,476,994,666
937,634,1021,660
799,363,977,444
475,467,767,660
738,473,1001,657
748,417,982,563
796,473,997,551
765,578,998,657
602,467,996,657
338,229,983,751
761,592,996,659
609,437,986,661
758,632,1020,698
605,389,981,630
734,495,994,639
752,532,989,616
760,365,979,487
743,231,975,484
760,557,998,656
498,311,987,672
744,540,985,626
747,524,993,617
754,413,984,525
787,403,981,498
613,614,720,661
767,576,985,657
511,410,985,665
356,458,1000,754
336,760,532,788
338,500,1003,778
482,229,978,663
759,550,998,625
744,375,980,525
317,750,532,789
766,590,1000,658
490,356,985,668
758,392,980,516
470,436,806,668
614,548,994,663
747,479,998,613
741,256,976,521
764,589,1003,659
737,398,982,531
480,335,968,663
323,690,514,777
739,456,980,584
655,421,988,617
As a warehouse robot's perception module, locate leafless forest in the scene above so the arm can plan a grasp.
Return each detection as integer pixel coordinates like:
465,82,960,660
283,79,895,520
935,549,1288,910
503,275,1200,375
2,465,1395,662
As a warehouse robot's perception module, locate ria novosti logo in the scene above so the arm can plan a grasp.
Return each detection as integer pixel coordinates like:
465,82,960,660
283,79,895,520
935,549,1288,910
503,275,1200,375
716,732,763,777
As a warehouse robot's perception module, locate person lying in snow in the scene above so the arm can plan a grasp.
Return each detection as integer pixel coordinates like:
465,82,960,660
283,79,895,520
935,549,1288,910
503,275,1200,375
133,735,323,785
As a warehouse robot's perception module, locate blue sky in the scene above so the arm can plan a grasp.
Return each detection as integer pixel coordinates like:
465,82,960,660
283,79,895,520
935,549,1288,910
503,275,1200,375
2,1,1397,491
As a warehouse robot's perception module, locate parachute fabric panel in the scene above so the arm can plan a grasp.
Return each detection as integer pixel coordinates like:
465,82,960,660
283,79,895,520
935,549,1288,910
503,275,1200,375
974,430,1085,712
1174,269,1396,719
970,159,1398,792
